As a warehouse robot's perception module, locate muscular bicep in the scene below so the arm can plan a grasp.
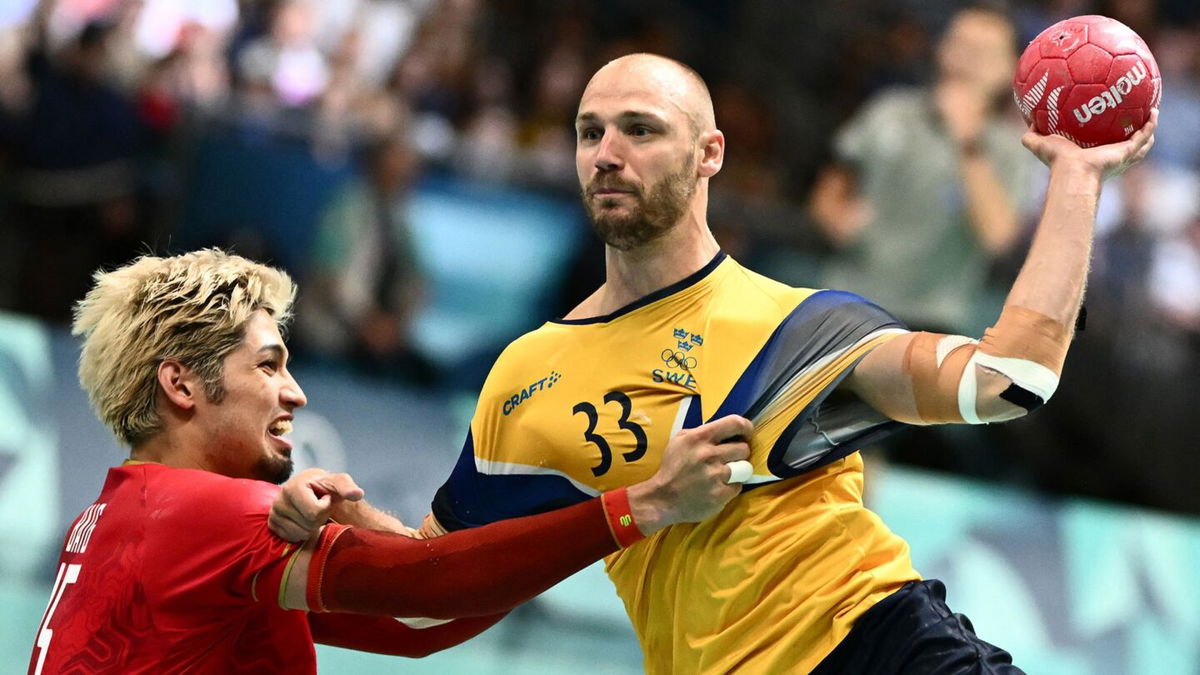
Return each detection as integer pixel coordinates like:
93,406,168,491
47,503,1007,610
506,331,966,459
843,334,920,422
846,332,1026,425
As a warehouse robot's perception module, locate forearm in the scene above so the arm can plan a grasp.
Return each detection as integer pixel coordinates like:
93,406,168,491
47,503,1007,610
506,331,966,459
308,611,507,658
309,494,637,619
850,119,1154,426
332,498,411,535
857,160,1101,423
1003,159,1102,326
959,151,1022,256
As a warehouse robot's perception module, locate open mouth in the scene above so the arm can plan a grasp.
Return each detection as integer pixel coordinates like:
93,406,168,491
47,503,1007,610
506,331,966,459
268,419,294,448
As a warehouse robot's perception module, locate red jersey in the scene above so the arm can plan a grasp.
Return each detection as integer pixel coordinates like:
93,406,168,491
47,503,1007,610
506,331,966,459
29,463,315,674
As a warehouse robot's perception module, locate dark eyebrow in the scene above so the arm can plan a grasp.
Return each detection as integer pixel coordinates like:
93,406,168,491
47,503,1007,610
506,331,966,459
257,344,287,363
575,111,668,127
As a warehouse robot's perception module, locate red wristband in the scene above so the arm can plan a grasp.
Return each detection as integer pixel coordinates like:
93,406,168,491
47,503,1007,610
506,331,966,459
600,487,645,548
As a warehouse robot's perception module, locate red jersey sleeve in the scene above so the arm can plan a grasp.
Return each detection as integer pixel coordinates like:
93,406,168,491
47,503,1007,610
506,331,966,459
307,612,507,657
29,465,318,675
306,495,633,619
141,472,300,623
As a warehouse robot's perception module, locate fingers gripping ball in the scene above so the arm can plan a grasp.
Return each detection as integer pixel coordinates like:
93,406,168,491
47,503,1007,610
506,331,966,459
1013,15,1161,147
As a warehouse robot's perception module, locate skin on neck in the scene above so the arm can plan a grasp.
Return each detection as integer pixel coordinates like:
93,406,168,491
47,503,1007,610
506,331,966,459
127,360,213,472
128,434,201,469
128,426,211,471
598,190,720,312
570,54,724,319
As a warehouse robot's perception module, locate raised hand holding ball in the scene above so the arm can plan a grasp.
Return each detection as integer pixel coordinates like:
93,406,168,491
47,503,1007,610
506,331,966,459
1013,15,1161,147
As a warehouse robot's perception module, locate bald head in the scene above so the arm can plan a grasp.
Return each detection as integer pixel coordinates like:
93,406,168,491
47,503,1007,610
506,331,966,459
581,53,716,139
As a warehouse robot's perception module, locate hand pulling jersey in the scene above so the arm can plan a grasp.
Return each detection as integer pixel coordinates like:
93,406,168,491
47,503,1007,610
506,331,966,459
29,463,313,675
433,253,923,673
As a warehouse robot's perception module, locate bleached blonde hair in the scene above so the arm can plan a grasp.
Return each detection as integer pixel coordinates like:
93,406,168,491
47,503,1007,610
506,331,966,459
72,249,297,446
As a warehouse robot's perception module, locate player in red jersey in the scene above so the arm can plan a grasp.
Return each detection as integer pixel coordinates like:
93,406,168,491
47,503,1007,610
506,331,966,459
28,249,752,674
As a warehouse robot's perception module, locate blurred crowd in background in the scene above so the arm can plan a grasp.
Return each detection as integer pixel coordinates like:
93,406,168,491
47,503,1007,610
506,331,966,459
0,0,1196,513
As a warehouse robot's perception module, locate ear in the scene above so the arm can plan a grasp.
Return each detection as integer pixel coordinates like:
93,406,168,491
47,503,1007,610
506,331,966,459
157,360,200,411
697,129,725,179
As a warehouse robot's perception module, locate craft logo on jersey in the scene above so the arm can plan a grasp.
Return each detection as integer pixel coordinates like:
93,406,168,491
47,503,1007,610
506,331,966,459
1072,62,1147,125
652,327,701,390
502,370,561,415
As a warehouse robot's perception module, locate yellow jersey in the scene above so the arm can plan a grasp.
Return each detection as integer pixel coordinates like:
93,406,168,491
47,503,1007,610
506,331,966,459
432,253,921,673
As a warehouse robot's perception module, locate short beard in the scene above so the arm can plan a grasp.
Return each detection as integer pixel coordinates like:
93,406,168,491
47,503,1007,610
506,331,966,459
257,455,294,485
583,156,696,251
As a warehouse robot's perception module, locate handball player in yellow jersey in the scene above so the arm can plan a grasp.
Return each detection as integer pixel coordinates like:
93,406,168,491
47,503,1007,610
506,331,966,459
277,52,1155,672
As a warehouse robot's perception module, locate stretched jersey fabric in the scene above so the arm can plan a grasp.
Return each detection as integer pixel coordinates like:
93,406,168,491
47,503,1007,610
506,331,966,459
28,463,313,675
432,253,922,673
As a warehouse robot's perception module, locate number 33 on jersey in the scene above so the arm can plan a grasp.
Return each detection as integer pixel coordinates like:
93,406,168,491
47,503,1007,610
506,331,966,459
431,253,924,673
432,253,908,528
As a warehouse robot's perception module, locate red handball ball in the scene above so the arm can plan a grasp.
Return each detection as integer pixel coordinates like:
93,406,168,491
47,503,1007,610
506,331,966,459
1013,15,1161,147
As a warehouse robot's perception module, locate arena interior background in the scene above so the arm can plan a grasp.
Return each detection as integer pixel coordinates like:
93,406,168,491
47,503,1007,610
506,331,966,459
2,1,1199,673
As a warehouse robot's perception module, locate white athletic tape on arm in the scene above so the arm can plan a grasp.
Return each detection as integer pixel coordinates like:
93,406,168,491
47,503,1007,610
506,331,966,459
957,355,983,424
936,335,985,424
958,352,1061,424
971,352,1060,400
936,335,978,366
725,460,753,485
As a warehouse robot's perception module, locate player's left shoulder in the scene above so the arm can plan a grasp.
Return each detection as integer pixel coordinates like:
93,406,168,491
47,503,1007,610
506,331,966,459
137,468,287,585
221,476,284,515
715,259,818,316
717,282,907,351
794,288,907,328
150,467,279,523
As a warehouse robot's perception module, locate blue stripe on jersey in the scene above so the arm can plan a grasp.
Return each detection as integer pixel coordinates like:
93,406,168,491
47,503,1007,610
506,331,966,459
708,290,908,484
432,430,593,531
683,394,705,430
710,290,896,420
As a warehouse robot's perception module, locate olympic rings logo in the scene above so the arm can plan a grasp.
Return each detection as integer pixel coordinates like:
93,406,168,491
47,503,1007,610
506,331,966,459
661,349,697,370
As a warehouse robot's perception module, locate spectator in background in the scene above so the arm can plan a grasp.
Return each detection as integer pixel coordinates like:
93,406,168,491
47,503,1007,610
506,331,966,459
296,131,434,385
159,22,232,115
996,158,1200,513
236,0,328,109
519,14,588,188
1146,26,1200,171
809,2,1037,338
454,55,521,181
0,18,152,321
1149,218,1200,335
807,3,1039,477
387,0,482,163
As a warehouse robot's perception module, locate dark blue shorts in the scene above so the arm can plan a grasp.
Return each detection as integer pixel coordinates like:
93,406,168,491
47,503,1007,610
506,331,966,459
811,579,1024,674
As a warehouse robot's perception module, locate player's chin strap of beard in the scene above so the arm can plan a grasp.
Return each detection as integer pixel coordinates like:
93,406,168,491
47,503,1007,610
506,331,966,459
903,304,1072,424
